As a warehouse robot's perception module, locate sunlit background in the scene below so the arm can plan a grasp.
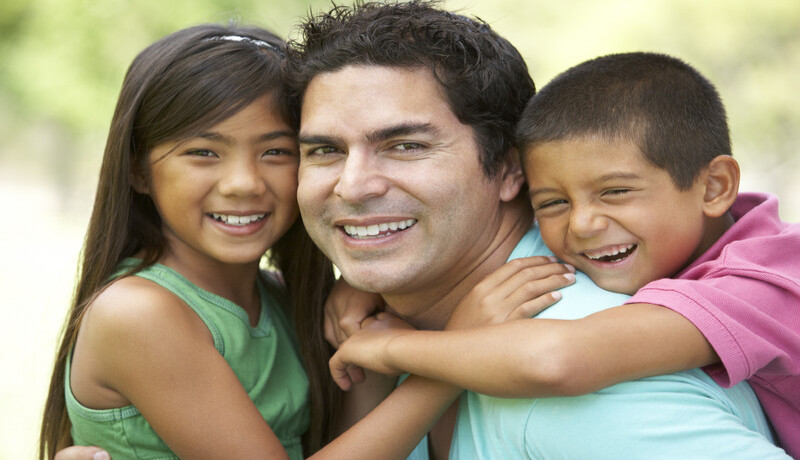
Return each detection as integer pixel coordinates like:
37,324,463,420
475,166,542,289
1,0,798,457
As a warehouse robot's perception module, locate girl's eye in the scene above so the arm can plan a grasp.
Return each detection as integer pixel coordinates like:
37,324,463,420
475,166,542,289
186,149,217,158
263,148,296,157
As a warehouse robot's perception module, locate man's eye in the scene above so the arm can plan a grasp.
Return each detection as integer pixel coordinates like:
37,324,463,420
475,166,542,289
308,146,340,156
394,142,424,151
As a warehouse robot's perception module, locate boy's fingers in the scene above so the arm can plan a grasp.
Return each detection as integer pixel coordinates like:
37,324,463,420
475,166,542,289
346,364,366,384
330,355,353,391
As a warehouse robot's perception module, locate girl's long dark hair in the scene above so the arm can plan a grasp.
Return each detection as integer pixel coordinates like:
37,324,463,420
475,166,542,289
39,23,334,459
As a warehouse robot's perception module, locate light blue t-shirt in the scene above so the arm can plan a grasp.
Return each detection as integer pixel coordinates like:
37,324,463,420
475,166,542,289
414,225,788,459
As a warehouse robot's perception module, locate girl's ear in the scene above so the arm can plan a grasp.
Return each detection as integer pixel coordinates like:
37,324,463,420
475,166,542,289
701,155,740,218
130,167,150,195
498,147,527,202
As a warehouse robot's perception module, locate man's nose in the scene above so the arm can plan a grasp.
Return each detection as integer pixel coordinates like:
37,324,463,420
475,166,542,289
333,150,389,203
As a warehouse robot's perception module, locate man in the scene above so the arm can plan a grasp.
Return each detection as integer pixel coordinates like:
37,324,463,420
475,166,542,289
287,1,787,458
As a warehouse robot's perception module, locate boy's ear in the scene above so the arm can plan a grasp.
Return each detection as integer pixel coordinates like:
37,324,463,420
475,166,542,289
701,155,740,218
498,147,527,202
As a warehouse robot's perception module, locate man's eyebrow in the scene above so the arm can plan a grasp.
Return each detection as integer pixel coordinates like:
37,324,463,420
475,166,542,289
298,133,343,146
365,123,438,144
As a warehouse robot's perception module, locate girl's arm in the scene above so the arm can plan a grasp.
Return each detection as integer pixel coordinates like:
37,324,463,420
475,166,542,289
331,303,718,397
71,276,290,459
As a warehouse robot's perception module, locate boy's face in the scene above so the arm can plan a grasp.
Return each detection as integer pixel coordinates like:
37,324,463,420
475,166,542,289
525,137,708,295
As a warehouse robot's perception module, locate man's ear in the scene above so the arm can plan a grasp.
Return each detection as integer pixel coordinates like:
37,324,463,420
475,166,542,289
701,155,740,218
498,147,526,202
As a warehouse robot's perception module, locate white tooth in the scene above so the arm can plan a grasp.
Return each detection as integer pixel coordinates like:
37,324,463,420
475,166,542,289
240,216,252,224
611,248,619,256
212,213,221,220
344,225,354,235
398,221,408,230
405,219,415,227
357,226,368,237
379,223,389,232
367,225,380,236
388,222,399,231
228,215,240,224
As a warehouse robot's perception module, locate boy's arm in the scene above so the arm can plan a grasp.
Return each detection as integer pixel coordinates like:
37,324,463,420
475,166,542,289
332,303,718,397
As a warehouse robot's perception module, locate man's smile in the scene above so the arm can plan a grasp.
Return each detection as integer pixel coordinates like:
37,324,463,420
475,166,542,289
342,218,418,239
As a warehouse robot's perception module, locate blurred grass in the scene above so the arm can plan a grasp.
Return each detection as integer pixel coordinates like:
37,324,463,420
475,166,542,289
1,0,798,458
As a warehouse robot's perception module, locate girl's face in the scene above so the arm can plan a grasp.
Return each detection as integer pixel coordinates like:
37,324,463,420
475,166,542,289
136,93,299,268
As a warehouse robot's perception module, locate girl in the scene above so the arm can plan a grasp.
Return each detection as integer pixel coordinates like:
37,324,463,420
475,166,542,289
39,24,334,459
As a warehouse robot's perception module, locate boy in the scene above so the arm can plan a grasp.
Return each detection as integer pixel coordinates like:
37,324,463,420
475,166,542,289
328,52,800,456
517,52,799,455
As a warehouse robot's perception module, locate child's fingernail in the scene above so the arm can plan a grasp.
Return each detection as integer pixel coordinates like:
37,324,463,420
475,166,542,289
563,273,575,282
548,256,558,262
94,452,111,460
564,264,575,273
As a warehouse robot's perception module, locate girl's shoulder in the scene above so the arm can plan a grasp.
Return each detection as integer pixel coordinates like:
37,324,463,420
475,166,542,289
86,274,209,338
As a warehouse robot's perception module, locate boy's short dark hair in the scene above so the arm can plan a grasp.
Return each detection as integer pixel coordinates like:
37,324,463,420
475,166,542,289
517,52,731,189
286,0,535,177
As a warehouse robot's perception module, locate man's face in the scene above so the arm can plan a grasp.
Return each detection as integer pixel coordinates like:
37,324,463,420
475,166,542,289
525,137,708,295
297,65,512,300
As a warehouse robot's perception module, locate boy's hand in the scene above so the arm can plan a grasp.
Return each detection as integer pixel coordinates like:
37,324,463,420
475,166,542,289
330,312,416,391
447,256,575,330
324,278,385,349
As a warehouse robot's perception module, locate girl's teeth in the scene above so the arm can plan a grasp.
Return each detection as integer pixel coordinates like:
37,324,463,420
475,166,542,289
211,213,266,226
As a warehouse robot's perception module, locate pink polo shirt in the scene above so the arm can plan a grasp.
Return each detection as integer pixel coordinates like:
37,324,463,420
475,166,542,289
629,192,800,457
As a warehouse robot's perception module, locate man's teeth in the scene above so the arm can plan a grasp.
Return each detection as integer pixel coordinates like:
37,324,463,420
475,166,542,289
210,213,266,226
585,244,636,262
343,219,417,238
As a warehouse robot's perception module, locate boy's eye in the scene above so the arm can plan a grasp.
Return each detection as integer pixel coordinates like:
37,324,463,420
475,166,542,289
536,199,567,210
603,189,630,196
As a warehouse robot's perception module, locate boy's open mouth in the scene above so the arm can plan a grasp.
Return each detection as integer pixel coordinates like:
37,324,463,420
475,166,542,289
582,244,637,263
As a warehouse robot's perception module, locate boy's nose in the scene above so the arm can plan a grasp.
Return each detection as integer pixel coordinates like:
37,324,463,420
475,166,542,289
568,204,608,238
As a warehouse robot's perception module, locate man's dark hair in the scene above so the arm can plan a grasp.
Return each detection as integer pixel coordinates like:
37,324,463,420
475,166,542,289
286,0,535,176
517,51,731,189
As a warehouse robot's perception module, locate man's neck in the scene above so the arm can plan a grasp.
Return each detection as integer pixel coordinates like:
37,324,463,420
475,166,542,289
383,197,533,331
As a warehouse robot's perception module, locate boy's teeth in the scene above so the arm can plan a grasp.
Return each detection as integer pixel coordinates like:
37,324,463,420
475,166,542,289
344,219,417,239
211,213,266,226
585,244,636,262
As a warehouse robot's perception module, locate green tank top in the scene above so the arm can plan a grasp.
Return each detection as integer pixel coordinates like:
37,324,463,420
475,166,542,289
65,259,309,459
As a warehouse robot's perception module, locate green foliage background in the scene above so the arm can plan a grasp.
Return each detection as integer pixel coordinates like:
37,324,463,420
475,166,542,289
0,0,797,457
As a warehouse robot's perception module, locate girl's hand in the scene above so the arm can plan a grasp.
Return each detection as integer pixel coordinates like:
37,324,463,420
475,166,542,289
324,278,385,349
55,446,110,460
330,312,416,391
446,256,575,330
